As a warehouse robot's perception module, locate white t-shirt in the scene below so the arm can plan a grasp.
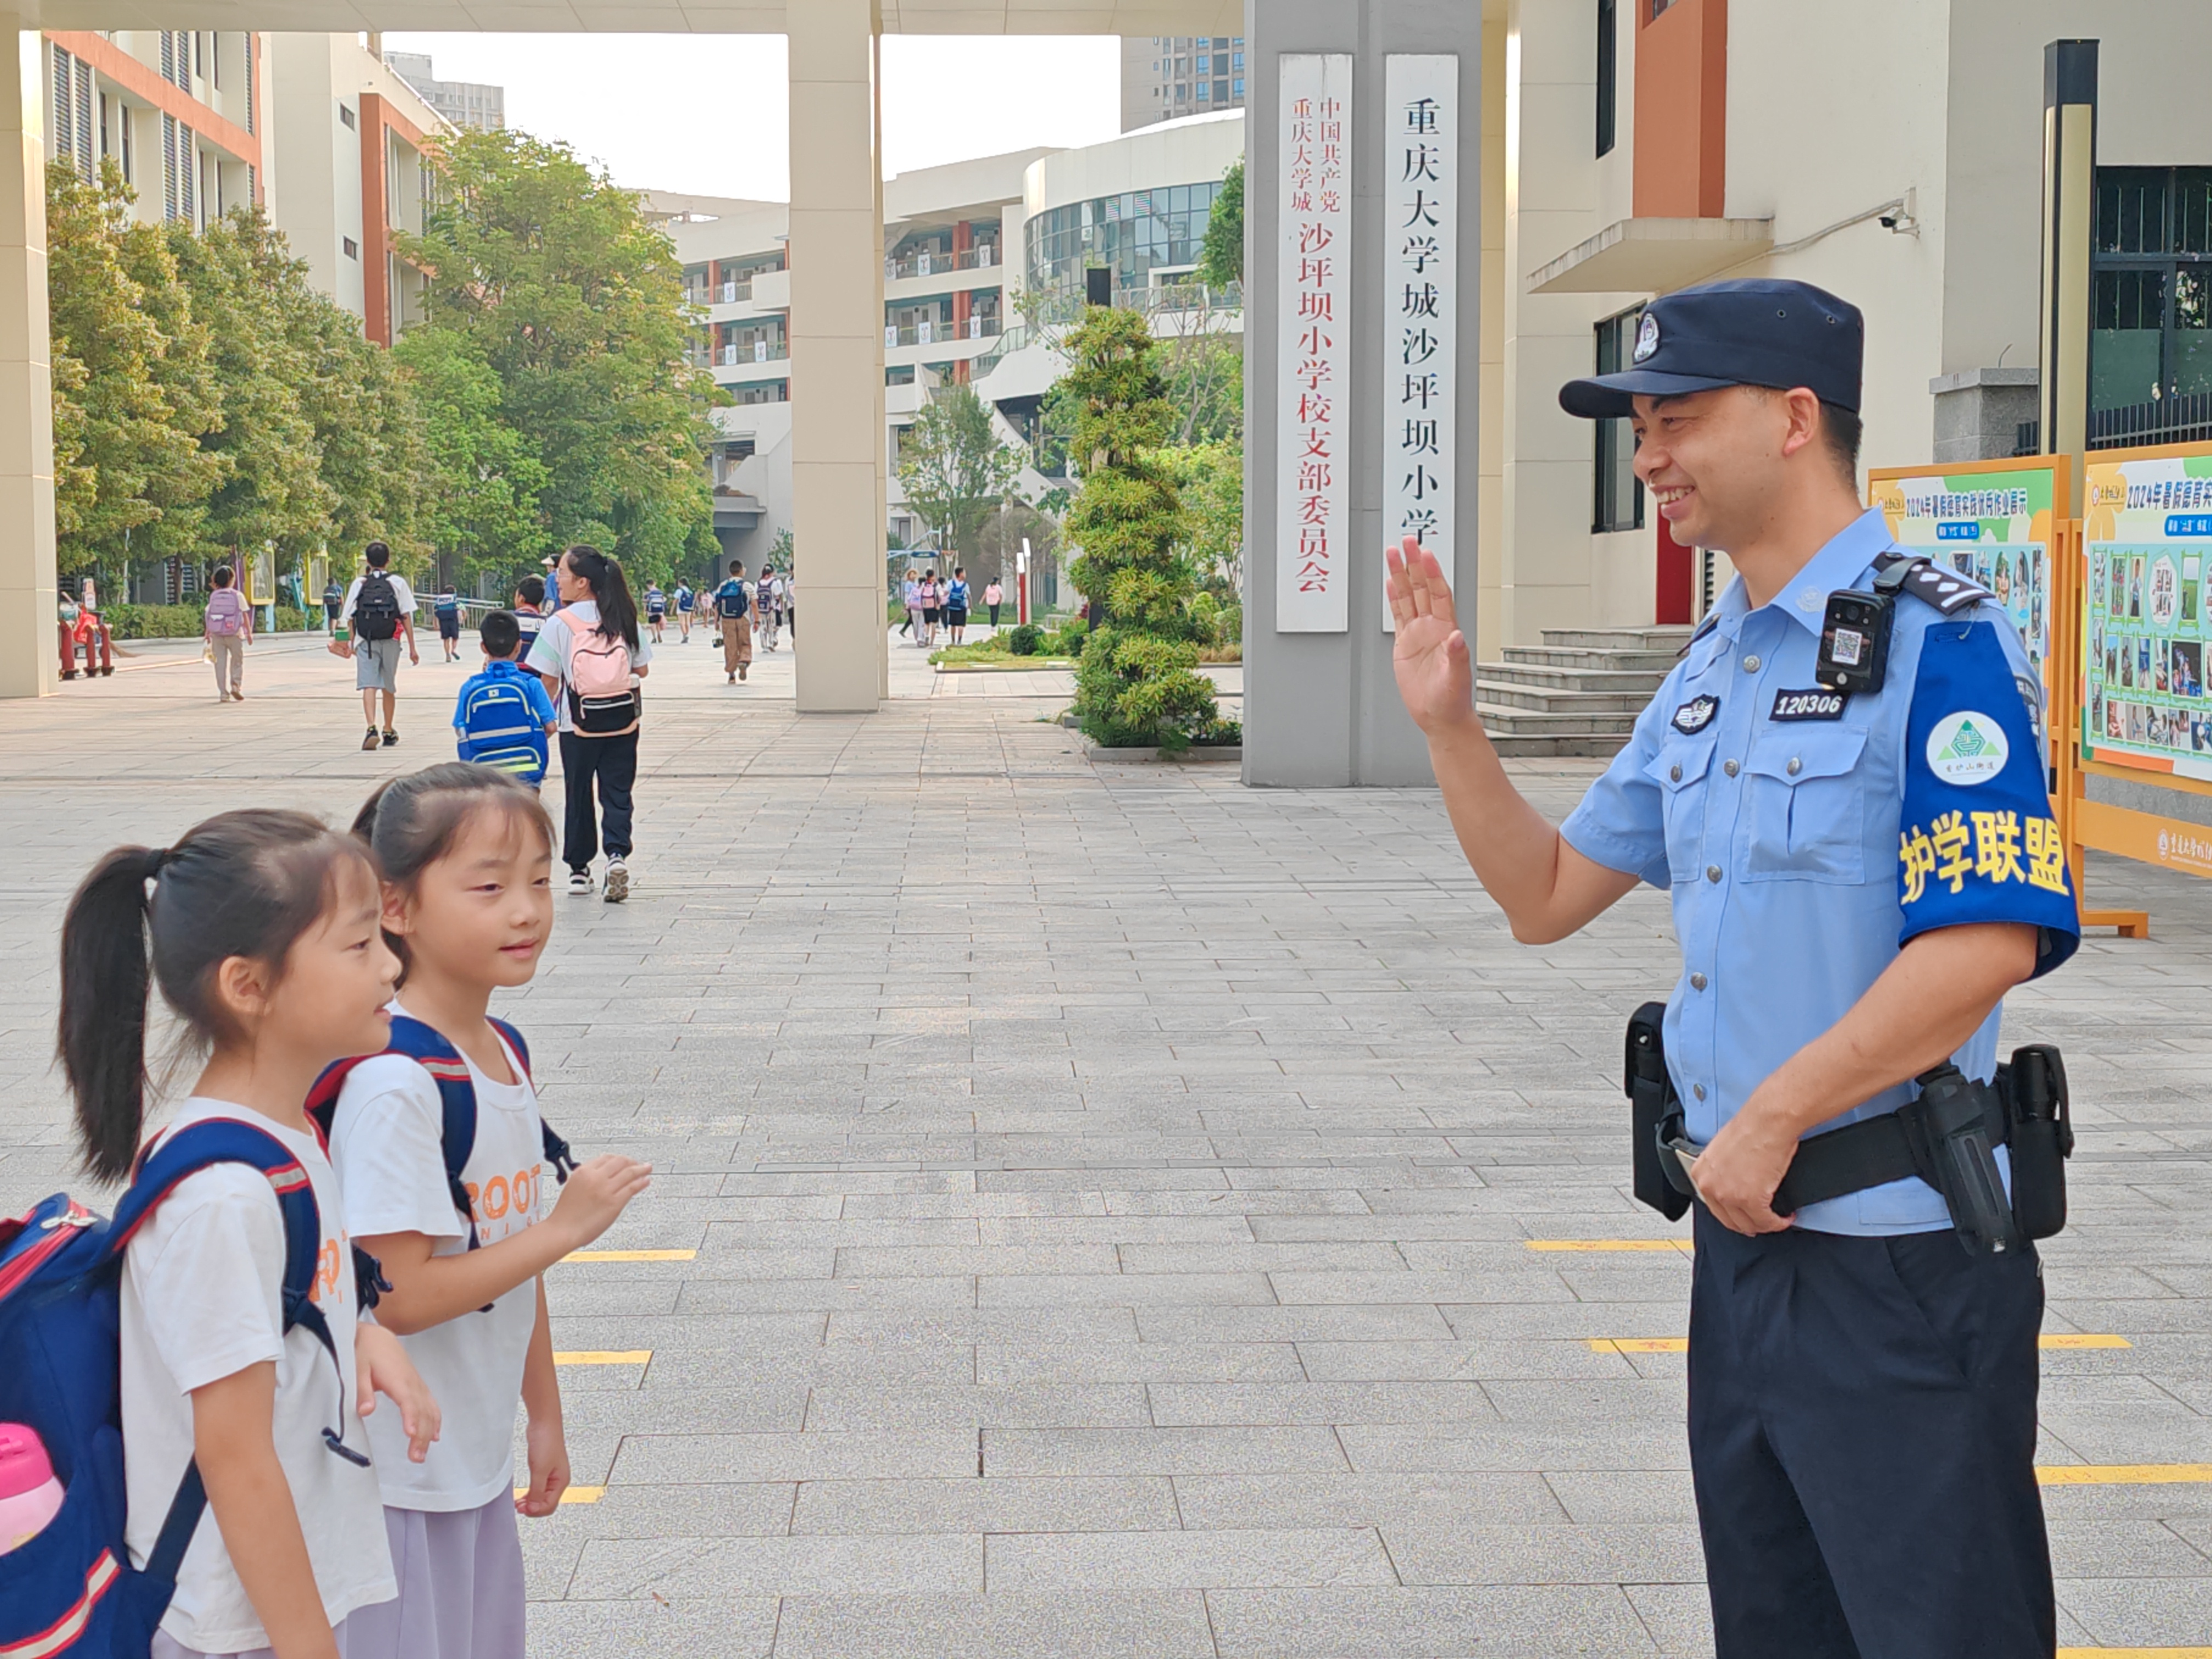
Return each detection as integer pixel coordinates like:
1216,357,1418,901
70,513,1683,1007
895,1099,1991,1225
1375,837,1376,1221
338,572,417,629
120,1099,394,1652
525,599,653,735
326,1014,546,1511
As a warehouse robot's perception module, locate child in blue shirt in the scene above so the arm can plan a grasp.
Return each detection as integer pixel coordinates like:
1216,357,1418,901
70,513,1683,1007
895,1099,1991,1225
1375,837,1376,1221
454,610,558,789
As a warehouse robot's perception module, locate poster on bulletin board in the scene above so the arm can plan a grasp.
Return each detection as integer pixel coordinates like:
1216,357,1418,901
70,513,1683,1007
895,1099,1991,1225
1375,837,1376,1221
1870,458,2059,693
2079,448,2212,783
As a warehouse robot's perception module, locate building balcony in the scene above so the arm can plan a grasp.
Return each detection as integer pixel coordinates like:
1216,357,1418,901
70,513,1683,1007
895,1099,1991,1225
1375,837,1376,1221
713,345,791,383
885,245,997,283
1527,217,1774,296
712,487,765,531
884,317,1002,352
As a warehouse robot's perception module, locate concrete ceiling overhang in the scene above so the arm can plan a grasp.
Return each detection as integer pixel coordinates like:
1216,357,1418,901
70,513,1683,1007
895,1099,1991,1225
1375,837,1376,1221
16,1,1243,30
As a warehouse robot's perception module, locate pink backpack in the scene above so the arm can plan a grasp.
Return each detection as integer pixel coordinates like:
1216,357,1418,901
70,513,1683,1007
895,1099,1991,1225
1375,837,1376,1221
563,623,641,736
205,589,246,637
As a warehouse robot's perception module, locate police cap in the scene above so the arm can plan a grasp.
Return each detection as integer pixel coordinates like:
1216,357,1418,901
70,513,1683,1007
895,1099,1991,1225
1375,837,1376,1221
1557,278,1863,420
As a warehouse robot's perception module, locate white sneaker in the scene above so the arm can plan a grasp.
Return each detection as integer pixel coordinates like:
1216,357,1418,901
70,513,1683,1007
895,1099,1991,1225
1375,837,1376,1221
567,868,594,896
603,859,629,904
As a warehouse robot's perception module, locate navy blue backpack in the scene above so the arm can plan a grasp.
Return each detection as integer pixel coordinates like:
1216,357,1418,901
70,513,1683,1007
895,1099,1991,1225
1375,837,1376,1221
305,1015,573,1280
0,1120,366,1658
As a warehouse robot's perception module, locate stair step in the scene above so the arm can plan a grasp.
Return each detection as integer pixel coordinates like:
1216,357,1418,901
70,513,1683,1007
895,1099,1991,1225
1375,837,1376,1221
1541,625,1696,651
1474,679,1653,714
1487,732,1636,758
1475,703,1642,737
1503,645,1683,673
1479,661,1668,693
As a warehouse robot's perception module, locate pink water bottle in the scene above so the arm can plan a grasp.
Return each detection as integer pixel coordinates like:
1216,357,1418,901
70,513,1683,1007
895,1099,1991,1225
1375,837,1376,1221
0,1424,64,1553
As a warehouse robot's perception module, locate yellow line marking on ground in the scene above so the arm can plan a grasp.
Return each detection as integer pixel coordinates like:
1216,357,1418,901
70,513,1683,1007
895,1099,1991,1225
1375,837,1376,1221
2037,1464,2212,1487
514,1485,606,1505
2058,1649,2212,1657
1526,1239,1693,1254
553,1351,652,1366
1588,1334,2130,1356
562,1249,696,1262
2040,1333,2134,1350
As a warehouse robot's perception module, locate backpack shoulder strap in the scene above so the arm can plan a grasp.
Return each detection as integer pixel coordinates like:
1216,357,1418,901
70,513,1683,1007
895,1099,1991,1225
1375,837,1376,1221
120,1120,365,1587
383,1015,481,1236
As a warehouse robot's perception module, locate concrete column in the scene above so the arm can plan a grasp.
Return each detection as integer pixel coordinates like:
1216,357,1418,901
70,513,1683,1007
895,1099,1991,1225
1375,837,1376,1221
788,0,888,714
1243,0,1483,786
0,24,55,697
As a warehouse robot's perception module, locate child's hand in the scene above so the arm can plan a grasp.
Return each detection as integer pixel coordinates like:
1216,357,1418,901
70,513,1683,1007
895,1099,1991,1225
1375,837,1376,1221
549,1154,654,1250
356,1323,442,1463
516,1415,571,1517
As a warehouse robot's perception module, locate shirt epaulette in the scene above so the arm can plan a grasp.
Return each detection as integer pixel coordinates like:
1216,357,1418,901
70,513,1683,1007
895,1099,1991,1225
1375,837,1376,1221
1677,613,1721,658
1871,550,1990,617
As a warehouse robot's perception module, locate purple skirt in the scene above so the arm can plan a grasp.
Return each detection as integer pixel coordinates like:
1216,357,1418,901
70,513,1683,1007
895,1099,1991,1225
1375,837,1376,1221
342,1495,527,1659
153,1624,356,1659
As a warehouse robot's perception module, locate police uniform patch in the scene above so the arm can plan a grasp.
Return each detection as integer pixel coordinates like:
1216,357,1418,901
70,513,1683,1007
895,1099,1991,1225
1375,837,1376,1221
1770,688,1847,722
1671,694,1719,734
1925,710,2008,785
1633,312,1660,363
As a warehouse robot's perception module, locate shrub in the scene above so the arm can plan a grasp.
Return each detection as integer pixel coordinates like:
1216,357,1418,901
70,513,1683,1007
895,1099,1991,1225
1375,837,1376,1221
102,602,202,639
1006,623,1045,657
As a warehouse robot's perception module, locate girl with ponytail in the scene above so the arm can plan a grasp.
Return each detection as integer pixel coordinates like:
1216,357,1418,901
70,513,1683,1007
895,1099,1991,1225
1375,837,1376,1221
58,811,440,1659
524,545,654,905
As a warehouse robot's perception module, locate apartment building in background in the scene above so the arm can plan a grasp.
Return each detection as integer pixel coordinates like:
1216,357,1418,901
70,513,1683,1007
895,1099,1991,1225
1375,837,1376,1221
383,50,505,132
1120,33,1244,131
42,30,264,228
266,34,450,346
657,111,1245,577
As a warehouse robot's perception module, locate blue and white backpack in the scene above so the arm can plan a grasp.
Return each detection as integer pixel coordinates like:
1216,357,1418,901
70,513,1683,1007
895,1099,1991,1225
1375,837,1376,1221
455,668,548,782
0,1120,373,1658
306,1015,574,1283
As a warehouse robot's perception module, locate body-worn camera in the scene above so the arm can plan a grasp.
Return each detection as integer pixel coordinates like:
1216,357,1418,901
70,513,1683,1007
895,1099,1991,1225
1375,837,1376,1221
1816,588,1894,696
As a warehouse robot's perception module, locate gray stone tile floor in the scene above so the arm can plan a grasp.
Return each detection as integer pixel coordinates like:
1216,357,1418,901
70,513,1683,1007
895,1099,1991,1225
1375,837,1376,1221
3,634,2210,1653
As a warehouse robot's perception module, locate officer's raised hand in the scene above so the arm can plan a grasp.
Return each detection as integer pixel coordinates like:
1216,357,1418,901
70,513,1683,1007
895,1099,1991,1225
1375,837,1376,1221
1386,536,1476,734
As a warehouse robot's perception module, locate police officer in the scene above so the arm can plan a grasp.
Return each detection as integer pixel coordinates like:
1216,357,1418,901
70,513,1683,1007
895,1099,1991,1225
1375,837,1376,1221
1387,278,2080,1658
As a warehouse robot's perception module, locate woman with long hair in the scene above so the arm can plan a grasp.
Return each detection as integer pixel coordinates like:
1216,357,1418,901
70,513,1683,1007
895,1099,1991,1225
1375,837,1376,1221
524,545,652,903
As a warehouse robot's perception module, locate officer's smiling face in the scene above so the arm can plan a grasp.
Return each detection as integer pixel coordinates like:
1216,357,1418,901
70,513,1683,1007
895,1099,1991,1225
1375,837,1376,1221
1629,386,1805,554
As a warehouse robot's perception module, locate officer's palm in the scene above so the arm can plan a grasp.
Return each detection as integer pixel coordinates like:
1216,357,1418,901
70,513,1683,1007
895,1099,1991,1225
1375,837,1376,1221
1387,539,1476,734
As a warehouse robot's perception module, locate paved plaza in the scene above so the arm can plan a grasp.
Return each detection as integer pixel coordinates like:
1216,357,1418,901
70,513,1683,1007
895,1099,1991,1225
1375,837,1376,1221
3,631,2211,1655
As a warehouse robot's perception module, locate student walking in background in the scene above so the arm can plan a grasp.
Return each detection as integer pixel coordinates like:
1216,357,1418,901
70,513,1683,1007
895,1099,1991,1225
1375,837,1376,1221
984,577,1004,628
675,579,695,643
341,541,420,752
202,563,250,703
328,766,653,1659
511,575,546,663
434,586,464,663
712,560,753,684
900,570,922,643
755,566,783,653
527,544,651,904
917,570,943,647
945,567,972,645
454,611,558,792
58,810,440,1659
645,582,668,644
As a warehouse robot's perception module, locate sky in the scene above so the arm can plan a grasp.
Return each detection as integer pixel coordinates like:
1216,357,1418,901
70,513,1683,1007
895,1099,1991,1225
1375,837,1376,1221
379,33,1125,201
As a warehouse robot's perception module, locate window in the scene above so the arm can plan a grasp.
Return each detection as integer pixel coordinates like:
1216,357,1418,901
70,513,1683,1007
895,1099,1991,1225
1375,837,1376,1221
340,104,356,129
2091,167,2212,414
1198,81,1210,101
1596,0,1618,157
343,236,359,258
1216,80,1230,103
1649,0,1677,17
1233,78,1244,98
1197,54,1210,72
1593,311,1644,534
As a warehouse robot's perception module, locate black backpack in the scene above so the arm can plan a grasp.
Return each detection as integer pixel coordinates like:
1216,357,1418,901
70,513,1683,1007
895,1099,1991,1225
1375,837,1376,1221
354,571,402,641
716,580,750,620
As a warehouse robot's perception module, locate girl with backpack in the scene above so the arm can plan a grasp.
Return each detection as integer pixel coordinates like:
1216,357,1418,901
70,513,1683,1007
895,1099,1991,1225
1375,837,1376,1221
524,545,651,904
57,810,441,1659
326,766,653,1659
202,565,251,703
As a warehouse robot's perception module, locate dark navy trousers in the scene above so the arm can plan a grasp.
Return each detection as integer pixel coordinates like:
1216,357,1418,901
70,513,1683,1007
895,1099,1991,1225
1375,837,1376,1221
1688,1209,2055,1658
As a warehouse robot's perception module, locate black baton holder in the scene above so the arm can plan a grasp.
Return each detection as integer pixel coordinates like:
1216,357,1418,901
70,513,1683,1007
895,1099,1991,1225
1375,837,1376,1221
1903,1065,2022,1257
1626,1002,1689,1221
2000,1044,2072,1240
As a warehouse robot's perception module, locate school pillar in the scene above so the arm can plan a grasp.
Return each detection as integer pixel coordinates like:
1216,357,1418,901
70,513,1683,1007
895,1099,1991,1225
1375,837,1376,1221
788,0,889,714
1242,0,1482,786
0,23,55,698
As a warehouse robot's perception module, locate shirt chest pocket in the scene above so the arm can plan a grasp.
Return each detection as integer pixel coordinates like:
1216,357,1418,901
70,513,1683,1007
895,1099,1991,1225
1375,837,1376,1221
1644,734,1716,885
1743,725,1870,883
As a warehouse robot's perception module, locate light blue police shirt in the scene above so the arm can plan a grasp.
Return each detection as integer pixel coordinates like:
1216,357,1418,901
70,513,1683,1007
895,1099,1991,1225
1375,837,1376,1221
1561,507,2081,1235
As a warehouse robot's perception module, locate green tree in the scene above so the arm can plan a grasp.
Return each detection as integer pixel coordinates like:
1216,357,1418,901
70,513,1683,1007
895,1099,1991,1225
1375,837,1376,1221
46,161,219,577
1161,438,1243,595
1198,158,1244,290
1062,307,1220,748
393,327,549,583
400,128,722,584
897,381,1026,563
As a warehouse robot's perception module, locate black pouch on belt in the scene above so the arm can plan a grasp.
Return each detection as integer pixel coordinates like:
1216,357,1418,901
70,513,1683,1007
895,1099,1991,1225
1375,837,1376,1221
1903,1065,2022,1257
1625,1001,1689,1221
2000,1043,2072,1239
